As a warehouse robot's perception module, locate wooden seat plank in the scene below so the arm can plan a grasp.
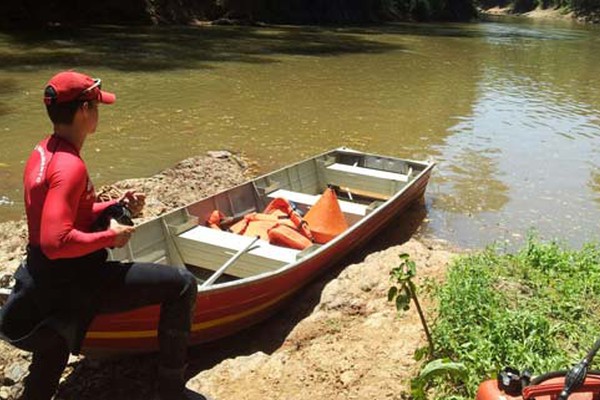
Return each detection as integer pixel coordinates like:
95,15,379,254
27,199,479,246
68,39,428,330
179,225,299,264
327,163,409,182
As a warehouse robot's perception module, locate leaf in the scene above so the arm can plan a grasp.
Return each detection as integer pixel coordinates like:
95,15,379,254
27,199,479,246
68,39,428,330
399,253,410,260
414,346,430,361
387,286,398,302
417,359,467,384
410,380,427,400
407,260,417,276
396,292,410,312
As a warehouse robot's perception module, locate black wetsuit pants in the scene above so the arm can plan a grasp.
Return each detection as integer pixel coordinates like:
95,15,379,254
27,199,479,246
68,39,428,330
20,261,198,400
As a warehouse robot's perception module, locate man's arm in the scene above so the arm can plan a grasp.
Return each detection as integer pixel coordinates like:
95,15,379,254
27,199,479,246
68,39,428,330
92,199,118,220
40,161,116,259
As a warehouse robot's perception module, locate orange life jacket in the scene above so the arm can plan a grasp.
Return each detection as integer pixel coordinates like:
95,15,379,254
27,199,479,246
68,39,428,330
207,198,313,250
263,197,313,241
268,224,312,250
207,210,226,230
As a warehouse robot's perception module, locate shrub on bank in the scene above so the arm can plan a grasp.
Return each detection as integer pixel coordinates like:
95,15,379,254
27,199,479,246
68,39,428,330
479,0,600,15
425,237,600,399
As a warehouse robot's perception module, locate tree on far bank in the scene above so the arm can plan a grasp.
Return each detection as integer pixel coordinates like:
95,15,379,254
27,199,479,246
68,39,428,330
0,0,478,27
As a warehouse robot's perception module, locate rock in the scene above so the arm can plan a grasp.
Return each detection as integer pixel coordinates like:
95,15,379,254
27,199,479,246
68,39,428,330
67,355,81,366
4,362,28,385
9,384,23,399
207,150,231,159
359,275,380,292
362,312,389,329
0,386,10,400
339,370,356,386
229,352,268,378
0,274,12,289
6,259,21,272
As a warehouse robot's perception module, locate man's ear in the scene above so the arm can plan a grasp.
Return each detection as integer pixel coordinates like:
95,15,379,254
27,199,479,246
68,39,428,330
80,101,94,117
74,102,89,122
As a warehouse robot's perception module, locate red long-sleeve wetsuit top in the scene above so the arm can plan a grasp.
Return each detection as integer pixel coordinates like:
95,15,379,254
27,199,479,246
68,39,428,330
23,134,117,260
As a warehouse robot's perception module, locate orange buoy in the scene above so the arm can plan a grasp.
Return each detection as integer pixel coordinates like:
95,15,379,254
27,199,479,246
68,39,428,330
304,188,348,244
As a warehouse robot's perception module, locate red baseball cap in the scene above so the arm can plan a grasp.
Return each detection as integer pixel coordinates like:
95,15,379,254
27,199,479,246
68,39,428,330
43,71,116,105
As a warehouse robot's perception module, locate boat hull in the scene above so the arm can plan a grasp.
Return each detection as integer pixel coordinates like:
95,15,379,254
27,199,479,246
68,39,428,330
83,152,434,354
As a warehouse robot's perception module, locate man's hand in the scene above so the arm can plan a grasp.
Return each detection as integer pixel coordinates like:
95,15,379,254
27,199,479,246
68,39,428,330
118,191,146,217
110,219,136,248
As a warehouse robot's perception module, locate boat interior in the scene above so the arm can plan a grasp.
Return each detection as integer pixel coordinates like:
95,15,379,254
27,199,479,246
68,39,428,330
108,150,427,287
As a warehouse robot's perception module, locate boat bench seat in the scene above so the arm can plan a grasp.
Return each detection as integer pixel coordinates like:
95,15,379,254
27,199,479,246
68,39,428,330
267,189,368,216
322,163,411,200
174,225,299,279
327,163,410,182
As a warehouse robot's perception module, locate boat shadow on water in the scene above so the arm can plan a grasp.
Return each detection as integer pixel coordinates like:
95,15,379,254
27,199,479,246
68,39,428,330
56,200,427,400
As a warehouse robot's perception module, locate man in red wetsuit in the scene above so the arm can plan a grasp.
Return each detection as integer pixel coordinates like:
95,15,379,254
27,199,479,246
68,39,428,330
0,71,210,400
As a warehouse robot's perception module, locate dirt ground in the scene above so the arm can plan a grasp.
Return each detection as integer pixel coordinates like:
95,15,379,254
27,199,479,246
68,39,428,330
0,151,457,400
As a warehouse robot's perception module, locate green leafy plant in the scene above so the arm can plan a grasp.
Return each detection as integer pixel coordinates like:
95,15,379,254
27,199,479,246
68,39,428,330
425,237,600,399
388,253,435,357
411,359,467,400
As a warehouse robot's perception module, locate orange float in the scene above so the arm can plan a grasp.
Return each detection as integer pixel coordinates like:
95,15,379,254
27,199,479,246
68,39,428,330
304,188,348,244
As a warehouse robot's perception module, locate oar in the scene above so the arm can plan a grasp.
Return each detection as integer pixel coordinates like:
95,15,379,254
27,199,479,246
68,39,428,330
201,236,260,288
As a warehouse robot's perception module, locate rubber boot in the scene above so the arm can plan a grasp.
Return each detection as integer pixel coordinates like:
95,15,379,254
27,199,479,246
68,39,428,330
158,365,213,400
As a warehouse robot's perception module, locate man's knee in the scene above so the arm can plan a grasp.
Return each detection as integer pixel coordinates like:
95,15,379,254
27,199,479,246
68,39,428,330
178,269,197,303
35,327,69,356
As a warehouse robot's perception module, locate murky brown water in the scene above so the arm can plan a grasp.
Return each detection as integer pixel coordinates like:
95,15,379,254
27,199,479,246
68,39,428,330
1,19,599,249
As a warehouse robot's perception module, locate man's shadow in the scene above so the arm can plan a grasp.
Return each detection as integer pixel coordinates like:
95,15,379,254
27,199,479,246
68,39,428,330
57,201,427,400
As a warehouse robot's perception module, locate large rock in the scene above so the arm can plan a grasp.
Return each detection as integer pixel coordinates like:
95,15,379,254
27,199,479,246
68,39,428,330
3,363,28,386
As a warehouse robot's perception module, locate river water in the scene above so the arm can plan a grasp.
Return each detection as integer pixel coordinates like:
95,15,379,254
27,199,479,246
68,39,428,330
1,18,599,249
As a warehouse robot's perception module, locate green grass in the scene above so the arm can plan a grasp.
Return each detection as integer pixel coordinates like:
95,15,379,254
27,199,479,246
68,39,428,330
424,237,600,399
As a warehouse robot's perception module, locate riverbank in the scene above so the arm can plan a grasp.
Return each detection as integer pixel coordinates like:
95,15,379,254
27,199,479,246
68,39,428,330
0,151,457,399
482,5,600,23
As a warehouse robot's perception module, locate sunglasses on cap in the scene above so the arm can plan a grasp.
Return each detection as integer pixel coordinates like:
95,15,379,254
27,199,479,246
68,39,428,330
79,78,102,99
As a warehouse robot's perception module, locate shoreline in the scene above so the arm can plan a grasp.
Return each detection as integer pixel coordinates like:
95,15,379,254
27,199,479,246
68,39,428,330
481,5,599,23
